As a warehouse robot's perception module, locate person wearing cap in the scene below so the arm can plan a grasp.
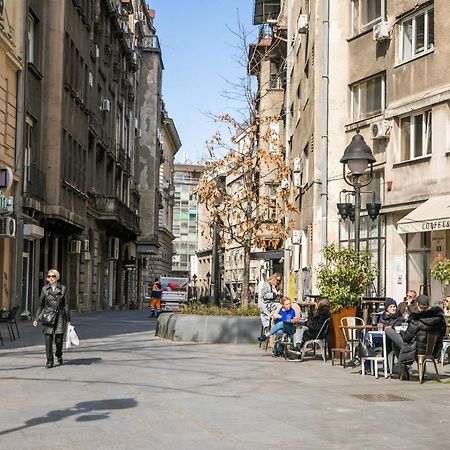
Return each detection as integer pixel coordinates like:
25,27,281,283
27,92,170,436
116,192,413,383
385,294,446,379
397,289,417,319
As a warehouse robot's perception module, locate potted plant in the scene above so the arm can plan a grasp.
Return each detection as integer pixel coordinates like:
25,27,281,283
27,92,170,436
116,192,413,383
316,244,378,348
430,257,450,301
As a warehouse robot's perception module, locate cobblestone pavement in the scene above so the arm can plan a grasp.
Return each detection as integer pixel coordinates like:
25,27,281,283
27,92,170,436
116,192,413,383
1,309,449,450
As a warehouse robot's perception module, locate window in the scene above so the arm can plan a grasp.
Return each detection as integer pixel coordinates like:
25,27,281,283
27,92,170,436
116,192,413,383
400,6,434,62
351,73,384,121
400,110,432,161
352,0,383,35
27,14,35,63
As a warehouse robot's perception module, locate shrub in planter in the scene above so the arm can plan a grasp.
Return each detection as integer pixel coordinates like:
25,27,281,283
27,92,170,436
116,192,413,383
431,257,450,300
180,304,260,316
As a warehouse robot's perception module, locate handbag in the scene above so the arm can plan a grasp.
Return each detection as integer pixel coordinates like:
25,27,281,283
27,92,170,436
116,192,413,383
356,338,376,358
42,308,58,326
68,324,80,346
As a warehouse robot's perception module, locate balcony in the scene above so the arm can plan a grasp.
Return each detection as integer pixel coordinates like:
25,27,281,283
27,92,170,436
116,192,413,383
142,35,160,53
89,194,139,238
253,0,280,25
23,165,46,202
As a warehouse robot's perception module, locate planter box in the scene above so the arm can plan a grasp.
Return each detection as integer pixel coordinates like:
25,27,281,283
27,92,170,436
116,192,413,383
156,313,261,344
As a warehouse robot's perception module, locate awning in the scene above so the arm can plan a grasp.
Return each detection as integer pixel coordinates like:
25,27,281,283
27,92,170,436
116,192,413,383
397,195,450,234
250,250,284,260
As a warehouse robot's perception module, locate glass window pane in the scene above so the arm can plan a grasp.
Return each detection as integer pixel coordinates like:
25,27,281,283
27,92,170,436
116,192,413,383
425,111,432,154
415,13,425,54
362,0,381,25
400,116,411,161
402,19,413,60
413,114,423,158
428,9,434,50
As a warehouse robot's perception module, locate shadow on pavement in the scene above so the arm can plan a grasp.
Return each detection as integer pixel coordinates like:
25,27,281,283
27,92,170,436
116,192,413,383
65,357,102,365
0,398,138,436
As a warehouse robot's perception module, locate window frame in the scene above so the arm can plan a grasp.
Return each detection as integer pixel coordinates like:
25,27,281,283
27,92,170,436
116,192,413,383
351,0,385,36
399,109,432,162
399,6,434,63
350,73,385,122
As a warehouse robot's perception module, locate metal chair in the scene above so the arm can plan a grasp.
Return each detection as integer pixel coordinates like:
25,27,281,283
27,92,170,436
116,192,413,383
301,318,331,362
340,316,365,357
0,305,21,341
417,330,441,384
441,339,450,368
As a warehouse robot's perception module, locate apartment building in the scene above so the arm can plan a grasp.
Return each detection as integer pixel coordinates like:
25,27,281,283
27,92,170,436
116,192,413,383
0,0,24,310
171,163,206,278
0,0,177,314
260,0,450,303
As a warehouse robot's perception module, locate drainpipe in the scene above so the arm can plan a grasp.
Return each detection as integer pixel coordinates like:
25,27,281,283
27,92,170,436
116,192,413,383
320,0,330,257
283,0,293,292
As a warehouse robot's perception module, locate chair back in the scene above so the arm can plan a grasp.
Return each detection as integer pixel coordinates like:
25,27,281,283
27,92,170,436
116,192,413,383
421,330,440,357
340,316,365,344
315,317,330,340
8,305,20,321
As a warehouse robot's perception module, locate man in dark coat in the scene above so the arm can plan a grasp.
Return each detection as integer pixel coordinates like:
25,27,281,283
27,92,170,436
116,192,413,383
385,294,446,378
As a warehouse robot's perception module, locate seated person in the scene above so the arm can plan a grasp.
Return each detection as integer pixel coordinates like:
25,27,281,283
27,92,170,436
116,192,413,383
372,298,404,353
296,298,331,355
397,289,417,319
257,296,297,356
385,294,446,379
443,296,450,318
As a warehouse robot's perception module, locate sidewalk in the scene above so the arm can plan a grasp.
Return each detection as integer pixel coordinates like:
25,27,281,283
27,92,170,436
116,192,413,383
1,309,449,450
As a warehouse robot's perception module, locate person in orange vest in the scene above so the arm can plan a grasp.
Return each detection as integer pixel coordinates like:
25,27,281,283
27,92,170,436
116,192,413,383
149,278,162,318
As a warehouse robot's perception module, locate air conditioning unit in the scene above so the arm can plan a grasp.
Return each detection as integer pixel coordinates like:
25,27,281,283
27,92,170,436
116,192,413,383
0,217,16,237
109,237,119,260
81,239,90,252
373,21,390,42
95,45,99,58
101,99,111,112
135,128,142,138
293,172,302,188
69,240,81,254
292,229,301,244
280,179,290,189
370,120,391,140
138,11,145,21
293,156,303,172
297,14,309,34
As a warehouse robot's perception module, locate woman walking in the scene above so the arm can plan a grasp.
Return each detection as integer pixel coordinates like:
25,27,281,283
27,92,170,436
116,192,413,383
33,269,71,368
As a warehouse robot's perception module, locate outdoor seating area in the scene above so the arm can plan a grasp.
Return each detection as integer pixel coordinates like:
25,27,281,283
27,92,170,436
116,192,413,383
258,295,450,384
0,305,21,344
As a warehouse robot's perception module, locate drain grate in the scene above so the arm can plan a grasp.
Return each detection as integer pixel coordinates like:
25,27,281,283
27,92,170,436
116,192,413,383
351,393,411,402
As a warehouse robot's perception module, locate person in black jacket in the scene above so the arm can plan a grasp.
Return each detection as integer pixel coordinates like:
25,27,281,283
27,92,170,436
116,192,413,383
296,298,331,356
33,269,71,368
385,294,446,379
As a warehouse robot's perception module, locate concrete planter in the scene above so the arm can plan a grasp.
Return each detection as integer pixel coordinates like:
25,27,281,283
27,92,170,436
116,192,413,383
156,313,261,344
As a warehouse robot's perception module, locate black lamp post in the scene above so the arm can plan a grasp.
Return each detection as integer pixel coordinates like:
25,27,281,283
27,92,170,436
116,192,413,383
340,131,377,252
192,274,198,301
206,271,211,302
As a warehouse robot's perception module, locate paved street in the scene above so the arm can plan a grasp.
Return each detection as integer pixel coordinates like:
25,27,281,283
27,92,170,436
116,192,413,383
1,310,449,450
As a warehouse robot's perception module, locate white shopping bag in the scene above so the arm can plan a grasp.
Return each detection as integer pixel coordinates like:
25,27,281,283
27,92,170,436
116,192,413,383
66,324,80,348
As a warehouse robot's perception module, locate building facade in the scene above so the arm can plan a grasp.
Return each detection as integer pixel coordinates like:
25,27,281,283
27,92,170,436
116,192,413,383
255,0,450,304
1,0,178,315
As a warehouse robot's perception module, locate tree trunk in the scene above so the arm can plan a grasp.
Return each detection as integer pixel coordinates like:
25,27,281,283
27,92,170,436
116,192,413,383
241,246,251,308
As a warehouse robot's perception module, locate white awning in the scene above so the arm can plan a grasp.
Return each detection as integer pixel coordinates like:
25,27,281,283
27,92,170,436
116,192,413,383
397,195,450,234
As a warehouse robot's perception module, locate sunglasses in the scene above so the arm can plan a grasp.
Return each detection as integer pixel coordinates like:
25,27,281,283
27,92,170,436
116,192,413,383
48,275,57,278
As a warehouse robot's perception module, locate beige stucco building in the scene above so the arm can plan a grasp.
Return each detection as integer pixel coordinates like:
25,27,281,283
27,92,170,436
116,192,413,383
258,0,450,304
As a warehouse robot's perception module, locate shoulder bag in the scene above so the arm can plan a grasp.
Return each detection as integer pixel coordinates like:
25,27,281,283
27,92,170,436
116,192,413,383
42,308,58,327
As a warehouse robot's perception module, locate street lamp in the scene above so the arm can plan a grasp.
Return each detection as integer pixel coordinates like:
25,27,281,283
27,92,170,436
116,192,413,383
340,131,377,251
192,274,198,301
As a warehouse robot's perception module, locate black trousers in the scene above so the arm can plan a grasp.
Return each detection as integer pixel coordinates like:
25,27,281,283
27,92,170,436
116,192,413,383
45,333,64,363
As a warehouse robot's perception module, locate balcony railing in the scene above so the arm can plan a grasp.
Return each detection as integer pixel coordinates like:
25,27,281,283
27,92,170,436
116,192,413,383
90,194,139,234
23,165,46,201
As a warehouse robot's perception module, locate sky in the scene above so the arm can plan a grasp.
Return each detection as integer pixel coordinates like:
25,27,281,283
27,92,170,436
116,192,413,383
149,0,257,163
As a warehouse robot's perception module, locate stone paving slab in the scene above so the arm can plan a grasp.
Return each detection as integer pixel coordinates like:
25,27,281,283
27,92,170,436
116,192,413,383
1,309,449,450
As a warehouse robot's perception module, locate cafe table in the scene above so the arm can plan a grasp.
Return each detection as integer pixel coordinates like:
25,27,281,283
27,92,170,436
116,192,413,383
339,324,377,356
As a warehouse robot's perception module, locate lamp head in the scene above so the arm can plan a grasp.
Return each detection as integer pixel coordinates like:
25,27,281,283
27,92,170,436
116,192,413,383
337,202,353,220
340,132,376,177
366,202,382,220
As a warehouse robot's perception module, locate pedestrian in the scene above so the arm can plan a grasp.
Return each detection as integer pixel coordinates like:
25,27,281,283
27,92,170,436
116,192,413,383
398,289,417,319
258,273,282,330
149,278,162,317
32,269,71,368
